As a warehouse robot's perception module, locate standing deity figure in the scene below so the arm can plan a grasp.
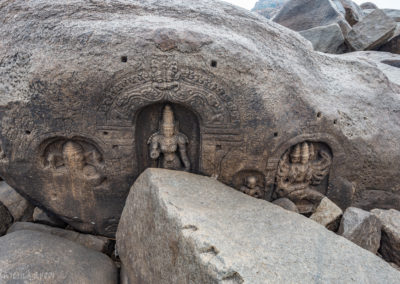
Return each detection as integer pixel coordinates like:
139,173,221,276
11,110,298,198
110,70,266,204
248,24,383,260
275,142,332,214
147,105,191,171
240,176,264,199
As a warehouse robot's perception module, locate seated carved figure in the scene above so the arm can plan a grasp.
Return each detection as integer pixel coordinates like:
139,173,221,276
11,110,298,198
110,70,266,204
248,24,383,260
240,176,264,199
274,142,332,214
148,105,190,171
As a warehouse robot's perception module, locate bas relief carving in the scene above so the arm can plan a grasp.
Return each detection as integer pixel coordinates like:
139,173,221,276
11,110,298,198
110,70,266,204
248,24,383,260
273,141,332,214
148,105,191,171
233,170,266,199
240,176,264,199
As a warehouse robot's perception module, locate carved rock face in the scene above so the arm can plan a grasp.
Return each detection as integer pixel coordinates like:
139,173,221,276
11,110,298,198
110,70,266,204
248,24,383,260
1,0,400,236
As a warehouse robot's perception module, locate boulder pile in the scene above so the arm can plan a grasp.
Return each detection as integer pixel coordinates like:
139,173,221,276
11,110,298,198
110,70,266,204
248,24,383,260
253,0,400,55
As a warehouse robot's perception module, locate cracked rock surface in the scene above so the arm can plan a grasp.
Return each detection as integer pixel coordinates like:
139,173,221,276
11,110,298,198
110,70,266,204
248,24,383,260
117,169,400,284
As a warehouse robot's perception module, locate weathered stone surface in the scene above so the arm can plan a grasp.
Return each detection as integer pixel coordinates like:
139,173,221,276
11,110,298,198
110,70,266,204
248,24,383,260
371,209,400,266
383,9,400,22
379,24,400,54
360,2,378,10
339,0,364,26
0,230,117,284
8,222,111,253
346,9,397,50
272,197,299,212
300,23,345,53
310,197,343,230
252,0,288,19
0,181,33,221
117,169,400,283
273,0,348,32
350,186,400,211
33,207,67,228
0,202,12,236
338,207,381,253
1,0,400,237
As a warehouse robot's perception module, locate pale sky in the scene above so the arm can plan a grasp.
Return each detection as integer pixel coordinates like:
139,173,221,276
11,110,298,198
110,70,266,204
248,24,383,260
224,0,400,10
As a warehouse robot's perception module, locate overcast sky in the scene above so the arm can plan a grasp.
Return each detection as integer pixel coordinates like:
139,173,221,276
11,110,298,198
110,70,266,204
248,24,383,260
224,0,400,10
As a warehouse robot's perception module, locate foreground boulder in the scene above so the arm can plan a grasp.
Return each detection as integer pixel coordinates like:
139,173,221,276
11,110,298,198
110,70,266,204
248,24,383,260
299,23,345,53
338,207,381,253
309,197,343,230
0,230,117,284
8,222,112,253
372,209,400,266
346,9,397,50
117,169,400,283
1,0,400,237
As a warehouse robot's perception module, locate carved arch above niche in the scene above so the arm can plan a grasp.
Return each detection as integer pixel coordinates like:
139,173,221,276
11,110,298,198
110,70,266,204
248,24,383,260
97,56,241,129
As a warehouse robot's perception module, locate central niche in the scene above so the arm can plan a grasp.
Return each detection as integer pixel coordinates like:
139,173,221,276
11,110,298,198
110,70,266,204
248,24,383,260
135,103,200,175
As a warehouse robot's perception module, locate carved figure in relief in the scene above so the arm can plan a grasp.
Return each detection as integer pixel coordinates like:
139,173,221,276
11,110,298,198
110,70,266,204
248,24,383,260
45,141,105,186
275,142,332,214
148,105,191,171
240,176,263,199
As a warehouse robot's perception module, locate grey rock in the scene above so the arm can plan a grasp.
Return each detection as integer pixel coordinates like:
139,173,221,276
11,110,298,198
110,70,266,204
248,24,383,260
360,2,378,10
0,202,12,236
338,207,381,253
117,169,400,284
300,23,345,53
383,9,400,22
310,197,343,230
273,0,348,32
252,0,289,19
351,187,400,211
8,222,112,253
272,197,299,212
371,209,400,266
0,230,117,284
33,207,67,228
0,181,33,221
379,23,400,54
346,9,397,50
339,0,365,26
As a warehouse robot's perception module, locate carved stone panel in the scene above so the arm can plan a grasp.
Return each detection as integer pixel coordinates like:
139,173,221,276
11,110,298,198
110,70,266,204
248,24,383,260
273,141,332,214
233,170,266,199
136,103,200,175
39,137,106,233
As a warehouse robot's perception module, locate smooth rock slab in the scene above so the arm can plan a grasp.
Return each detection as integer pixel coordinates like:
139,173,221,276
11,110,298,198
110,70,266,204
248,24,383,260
372,209,400,266
346,9,397,50
0,230,117,284
300,23,345,53
8,222,112,253
117,169,400,284
338,207,381,253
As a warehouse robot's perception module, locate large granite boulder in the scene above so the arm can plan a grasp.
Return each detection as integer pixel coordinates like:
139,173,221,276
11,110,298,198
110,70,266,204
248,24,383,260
360,2,378,10
1,0,400,237
379,24,400,54
346,9,397,50
0,181,33,221
383,9,400,22
273,0,349,33
8,222,112,253
338,207,381,253
299,23,345,53
372,209,400,266
0,230,117,284
117,169,400,283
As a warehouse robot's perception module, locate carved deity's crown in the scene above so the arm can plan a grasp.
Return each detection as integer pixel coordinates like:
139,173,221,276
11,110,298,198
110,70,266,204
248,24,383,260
161,105,175,129
63,141,84,157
